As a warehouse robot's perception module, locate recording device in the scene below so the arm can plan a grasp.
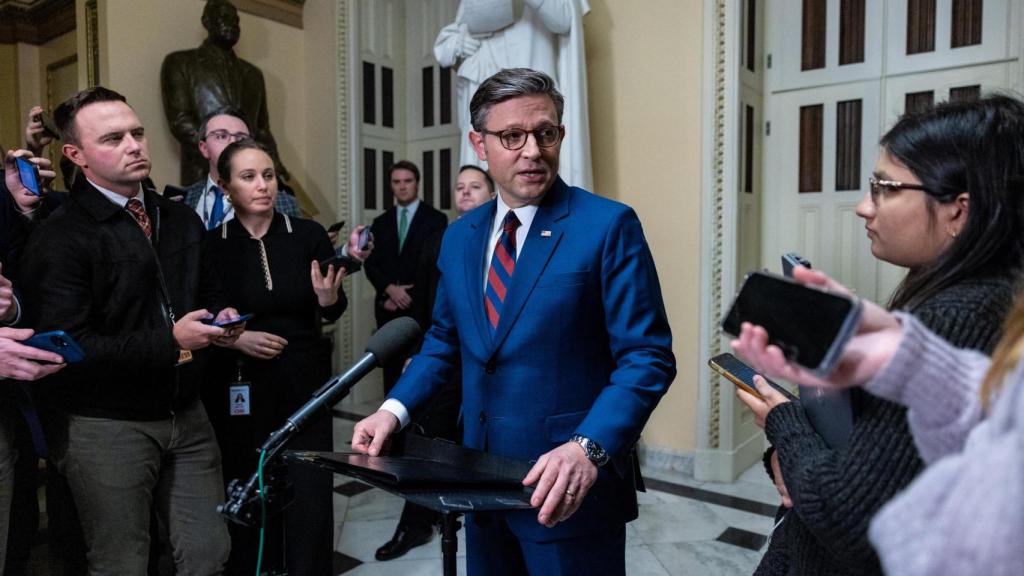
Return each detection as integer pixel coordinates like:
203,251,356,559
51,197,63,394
319,253,361,276
358,226,372,251
781,252,811,277
220,316,422,526
721,271,862,376
15,157,41,196
202,313,253,328
327,220,346,234
708,353,796,401
25,330,85,363
779,253,856,450
33,111,61,140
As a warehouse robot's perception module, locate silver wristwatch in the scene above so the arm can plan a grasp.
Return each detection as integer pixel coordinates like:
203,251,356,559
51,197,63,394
570,433,609,467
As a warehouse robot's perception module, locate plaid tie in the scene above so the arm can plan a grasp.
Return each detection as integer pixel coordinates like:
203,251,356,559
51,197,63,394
125,198,152,239
485,211,521,332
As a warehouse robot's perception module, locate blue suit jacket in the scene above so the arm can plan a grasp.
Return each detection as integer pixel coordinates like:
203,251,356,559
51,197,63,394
390,179,676,542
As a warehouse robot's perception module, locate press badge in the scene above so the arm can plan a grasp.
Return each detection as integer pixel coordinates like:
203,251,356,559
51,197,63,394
229,384,251,416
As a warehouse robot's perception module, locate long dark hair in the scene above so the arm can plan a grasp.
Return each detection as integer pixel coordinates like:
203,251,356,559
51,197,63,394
881,95,1024,310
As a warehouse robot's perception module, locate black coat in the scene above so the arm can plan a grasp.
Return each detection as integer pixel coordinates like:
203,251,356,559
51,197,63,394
20,178,225,420
364,202,447,325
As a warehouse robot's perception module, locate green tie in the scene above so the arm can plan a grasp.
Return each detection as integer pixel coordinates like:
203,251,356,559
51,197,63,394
398,207,409,251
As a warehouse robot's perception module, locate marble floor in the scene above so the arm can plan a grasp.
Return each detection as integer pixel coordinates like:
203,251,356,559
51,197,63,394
327,401,778,575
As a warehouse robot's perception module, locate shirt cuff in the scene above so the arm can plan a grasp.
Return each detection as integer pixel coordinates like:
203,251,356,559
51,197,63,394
2,295,21,327
380,398,410,429
338,244,349,258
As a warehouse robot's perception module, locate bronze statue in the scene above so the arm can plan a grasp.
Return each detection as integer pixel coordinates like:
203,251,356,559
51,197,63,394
160,0,290,185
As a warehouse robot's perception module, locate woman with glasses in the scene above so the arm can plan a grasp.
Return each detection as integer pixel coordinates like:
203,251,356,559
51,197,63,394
739,95,1024,575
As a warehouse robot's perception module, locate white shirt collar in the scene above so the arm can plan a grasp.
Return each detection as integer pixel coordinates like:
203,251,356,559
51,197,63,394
397,198,420,222
490,193,538,240
89,178,142,208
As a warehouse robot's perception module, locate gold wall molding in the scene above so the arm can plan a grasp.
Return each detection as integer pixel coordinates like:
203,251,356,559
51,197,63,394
234,0,304,29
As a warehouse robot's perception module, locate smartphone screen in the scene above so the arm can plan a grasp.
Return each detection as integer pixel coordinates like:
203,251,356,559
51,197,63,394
15,157,41,196
721,271,861,375
709,353,796,400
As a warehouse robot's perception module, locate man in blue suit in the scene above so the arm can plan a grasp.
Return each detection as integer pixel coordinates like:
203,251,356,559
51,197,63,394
352,68,675,575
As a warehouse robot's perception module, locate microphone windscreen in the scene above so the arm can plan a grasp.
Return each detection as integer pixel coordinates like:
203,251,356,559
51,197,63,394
365,317,422,364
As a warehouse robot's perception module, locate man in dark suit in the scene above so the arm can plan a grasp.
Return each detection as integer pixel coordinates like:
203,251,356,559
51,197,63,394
364,160,448,392
352,68,676,575
20,86,242,573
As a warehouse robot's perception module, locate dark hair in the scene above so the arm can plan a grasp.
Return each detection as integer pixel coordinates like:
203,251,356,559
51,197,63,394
54,86,128,145
458,164,495,193
388,160,420,183
199,106,249,140
217,138,272,184
470,68,564,132
882,94,1024,310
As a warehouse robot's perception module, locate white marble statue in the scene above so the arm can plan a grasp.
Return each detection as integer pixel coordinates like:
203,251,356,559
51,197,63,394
434,0,592,191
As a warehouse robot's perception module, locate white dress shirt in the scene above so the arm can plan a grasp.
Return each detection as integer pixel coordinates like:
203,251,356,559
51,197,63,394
195,175,235,228
380,194,538,428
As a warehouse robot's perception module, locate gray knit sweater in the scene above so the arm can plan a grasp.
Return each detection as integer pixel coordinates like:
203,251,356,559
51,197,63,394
865,312,1023,576
754,275,1016,576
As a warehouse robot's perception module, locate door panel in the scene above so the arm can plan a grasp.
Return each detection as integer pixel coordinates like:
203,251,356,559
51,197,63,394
764,81,881,299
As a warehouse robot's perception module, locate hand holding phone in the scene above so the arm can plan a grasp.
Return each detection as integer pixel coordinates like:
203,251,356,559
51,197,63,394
709,353,796,400
15,156,42,196
202,312,254,329
721,271,862,376
25,330,85,363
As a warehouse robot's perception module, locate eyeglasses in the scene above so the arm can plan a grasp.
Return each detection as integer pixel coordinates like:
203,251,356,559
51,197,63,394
868,176,930,199
203,129,249,143
479,125,563,151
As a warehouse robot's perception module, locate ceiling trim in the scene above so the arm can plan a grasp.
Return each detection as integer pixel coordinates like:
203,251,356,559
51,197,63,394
0,0,75,45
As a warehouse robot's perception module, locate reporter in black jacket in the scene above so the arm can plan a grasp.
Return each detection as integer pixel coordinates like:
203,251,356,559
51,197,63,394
19,87,240,574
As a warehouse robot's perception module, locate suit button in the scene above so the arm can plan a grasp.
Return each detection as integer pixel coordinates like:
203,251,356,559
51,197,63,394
479,411,487,423
485,360,496,374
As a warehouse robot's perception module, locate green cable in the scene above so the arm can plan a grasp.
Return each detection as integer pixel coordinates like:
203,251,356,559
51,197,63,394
256,448,266,576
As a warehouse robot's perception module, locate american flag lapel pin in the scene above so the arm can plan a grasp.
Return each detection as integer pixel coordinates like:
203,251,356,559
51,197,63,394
541,230,552,237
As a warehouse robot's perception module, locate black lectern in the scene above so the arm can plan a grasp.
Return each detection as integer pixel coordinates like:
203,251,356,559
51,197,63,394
286,434,535,576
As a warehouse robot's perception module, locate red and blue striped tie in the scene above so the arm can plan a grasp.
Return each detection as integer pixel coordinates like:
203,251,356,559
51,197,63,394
485,211,521,333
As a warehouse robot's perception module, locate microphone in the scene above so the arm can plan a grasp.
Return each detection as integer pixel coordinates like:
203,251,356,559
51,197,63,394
284,316,421,433
220,316,421,524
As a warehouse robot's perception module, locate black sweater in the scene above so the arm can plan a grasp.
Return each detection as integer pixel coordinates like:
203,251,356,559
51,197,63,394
754,273,1018,576
20,179,225,420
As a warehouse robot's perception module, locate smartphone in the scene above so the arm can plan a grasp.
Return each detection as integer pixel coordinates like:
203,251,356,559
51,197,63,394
36,111,61,140
781,252,811,277
708,353,797,401
319,254,362,275
25,330,85,363
327,220,346,234
202,313,254,328
15,157,42,196
721,271,862,376
357,226,372,251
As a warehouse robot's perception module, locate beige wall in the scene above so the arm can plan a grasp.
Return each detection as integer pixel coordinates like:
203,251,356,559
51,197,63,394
0,44,19,149
585,0,703,453
101,0,333,218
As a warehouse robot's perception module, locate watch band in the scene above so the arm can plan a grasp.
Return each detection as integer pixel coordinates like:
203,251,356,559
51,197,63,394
570,433,609,467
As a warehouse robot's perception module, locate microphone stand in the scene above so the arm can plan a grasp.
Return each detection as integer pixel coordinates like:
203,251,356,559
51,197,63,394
219,354,378,525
